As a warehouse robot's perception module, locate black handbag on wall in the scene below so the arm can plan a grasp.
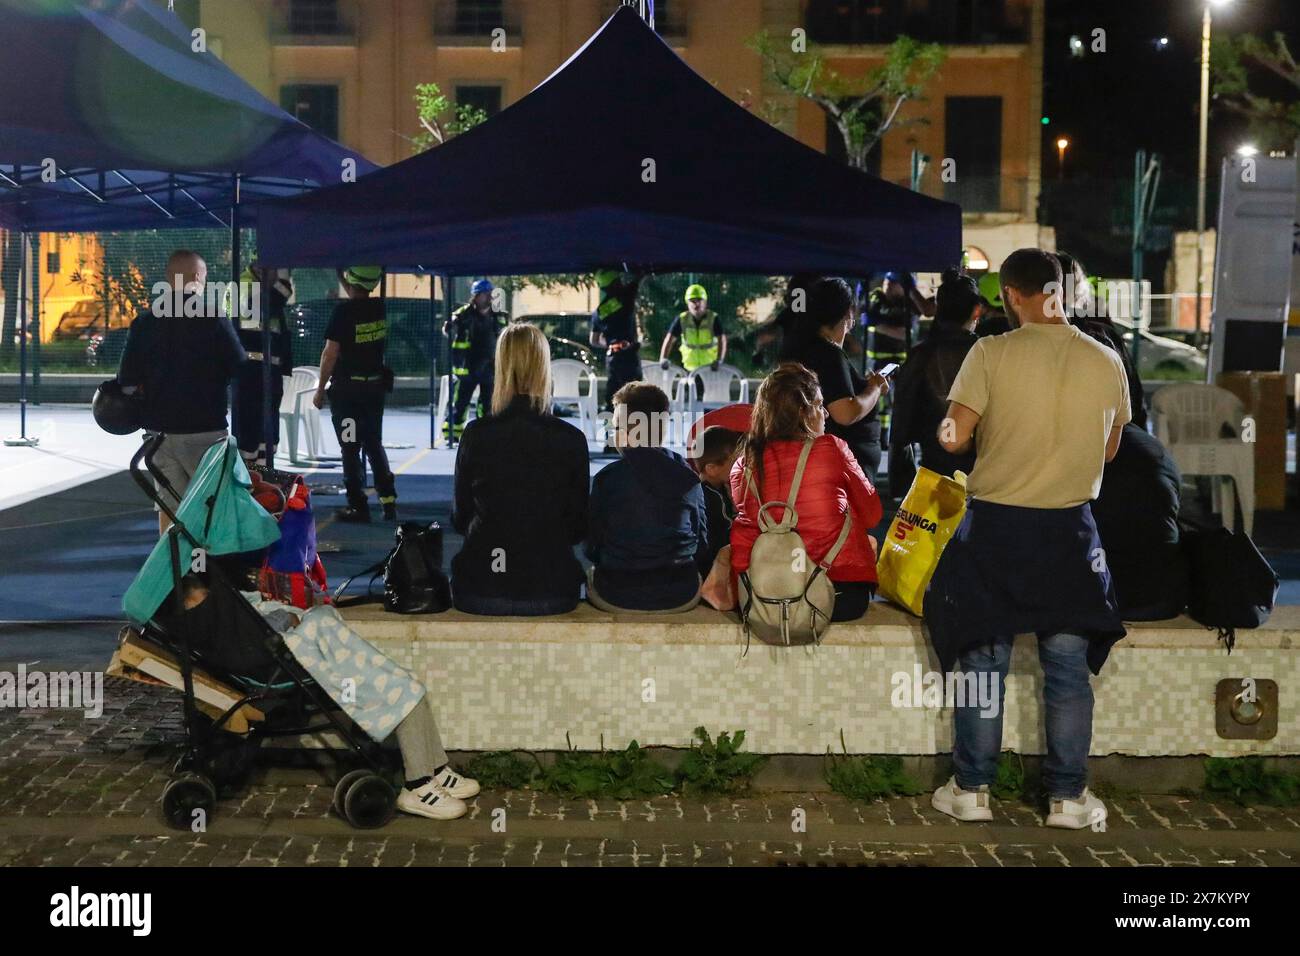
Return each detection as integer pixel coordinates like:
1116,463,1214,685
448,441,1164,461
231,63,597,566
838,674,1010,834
1179,518,1279,651
333,521,451,614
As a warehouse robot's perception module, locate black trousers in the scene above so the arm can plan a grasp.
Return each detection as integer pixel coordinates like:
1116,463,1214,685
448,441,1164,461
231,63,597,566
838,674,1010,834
831,580,875,622
604,348,643,411
329,384,395,508
447,367,493,435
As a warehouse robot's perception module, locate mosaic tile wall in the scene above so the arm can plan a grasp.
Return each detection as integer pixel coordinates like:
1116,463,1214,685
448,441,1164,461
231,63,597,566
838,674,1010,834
350,610,1299,757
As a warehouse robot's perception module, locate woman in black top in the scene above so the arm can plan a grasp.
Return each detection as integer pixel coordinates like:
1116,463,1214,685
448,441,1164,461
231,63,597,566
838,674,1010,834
782,278,890,480
451,323,590,615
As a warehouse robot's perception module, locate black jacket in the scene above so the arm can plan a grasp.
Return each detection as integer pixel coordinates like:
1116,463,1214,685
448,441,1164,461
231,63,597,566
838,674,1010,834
1092,424,1188,620
585,447,708,574
450,396,590,613
889,322,977,490
118,309,246,434
700,481,736,574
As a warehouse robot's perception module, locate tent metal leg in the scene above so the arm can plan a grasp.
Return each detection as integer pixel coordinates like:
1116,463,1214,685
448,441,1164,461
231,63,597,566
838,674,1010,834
5,231,38,447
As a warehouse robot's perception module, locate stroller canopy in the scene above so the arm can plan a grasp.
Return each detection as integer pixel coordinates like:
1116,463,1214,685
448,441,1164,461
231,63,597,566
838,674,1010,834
124,437,281,626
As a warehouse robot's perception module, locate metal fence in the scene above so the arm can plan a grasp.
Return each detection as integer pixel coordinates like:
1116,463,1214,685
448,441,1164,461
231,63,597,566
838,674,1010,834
0,227,794,405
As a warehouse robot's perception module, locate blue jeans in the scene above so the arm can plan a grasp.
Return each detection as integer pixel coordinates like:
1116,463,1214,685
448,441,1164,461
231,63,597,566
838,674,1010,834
952,632,1094,800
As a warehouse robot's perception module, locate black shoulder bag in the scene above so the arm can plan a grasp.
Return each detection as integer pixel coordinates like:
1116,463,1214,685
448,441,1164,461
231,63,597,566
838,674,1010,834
332,521,451,614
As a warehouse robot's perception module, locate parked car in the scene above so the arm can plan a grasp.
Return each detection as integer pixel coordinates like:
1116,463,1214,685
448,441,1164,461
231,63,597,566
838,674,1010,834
52,299,129,341
1108,316,1207,379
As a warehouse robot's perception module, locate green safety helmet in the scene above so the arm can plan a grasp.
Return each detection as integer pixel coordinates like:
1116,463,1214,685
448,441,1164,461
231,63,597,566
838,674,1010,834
343,265,382,291
978,272,1003,309
684,283,708,304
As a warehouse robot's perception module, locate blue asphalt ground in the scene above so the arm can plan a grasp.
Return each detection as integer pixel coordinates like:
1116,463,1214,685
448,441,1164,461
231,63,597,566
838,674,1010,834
1,408,1297,670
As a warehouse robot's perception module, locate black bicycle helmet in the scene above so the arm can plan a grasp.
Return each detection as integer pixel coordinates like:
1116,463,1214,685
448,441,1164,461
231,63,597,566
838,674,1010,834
92,379,144,435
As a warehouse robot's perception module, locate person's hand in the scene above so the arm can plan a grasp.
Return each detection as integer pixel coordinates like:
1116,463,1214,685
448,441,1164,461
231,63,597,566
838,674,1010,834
867,370,890,395
312,389,326,410
660,358,670,370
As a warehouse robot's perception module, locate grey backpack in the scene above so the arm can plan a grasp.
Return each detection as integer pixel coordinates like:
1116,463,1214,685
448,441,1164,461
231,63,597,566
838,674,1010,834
738,440,852,648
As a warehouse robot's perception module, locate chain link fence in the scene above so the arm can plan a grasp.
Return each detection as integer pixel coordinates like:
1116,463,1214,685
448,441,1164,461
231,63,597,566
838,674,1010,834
0,227,795,405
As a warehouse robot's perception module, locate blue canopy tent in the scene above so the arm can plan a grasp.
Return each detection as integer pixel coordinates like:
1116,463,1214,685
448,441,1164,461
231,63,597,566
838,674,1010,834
0,0,377,445
255,6,962,447
256,6,962,275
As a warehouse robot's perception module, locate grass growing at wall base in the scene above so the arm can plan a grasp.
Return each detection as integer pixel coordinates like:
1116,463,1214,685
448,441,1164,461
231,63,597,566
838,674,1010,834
461,727,768,800
1204,757,1300,806
824,732,925,801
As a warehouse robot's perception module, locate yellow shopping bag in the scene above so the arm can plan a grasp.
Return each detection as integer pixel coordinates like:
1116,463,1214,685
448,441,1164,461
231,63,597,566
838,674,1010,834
876,468,968,616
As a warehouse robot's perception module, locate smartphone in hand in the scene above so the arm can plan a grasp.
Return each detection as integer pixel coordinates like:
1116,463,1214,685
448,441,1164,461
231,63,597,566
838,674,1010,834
877,363,900,379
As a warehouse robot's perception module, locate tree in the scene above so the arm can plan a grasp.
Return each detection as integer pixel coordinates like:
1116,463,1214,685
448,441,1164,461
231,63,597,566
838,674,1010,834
750,31,945,171
411,82,489,153
1212,33,1300,152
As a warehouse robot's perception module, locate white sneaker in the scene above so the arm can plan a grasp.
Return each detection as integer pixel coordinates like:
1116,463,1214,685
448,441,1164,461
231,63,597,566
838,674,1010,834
931,776,993,822
434,766,481,800
1046,789,1107,830
396,781,467,821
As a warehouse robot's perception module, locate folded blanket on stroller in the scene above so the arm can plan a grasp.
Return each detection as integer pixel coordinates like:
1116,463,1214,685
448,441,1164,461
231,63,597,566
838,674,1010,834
243,593,425,742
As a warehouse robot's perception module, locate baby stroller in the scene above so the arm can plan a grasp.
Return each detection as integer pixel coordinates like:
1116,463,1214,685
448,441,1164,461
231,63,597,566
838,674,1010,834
121,434,399,830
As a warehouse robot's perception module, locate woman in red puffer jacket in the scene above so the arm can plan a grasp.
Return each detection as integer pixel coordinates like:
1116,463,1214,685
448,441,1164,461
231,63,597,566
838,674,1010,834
730,363,883,621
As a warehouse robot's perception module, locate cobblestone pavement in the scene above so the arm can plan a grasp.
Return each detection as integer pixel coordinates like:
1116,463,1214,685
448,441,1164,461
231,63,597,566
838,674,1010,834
1,679,1297,867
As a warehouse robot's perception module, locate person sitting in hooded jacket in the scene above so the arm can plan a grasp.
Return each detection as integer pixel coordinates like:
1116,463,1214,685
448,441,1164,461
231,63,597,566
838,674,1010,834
586,382,708,613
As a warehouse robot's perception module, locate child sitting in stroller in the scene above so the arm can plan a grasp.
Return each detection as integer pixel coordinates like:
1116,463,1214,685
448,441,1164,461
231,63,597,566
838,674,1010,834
177,576,478,821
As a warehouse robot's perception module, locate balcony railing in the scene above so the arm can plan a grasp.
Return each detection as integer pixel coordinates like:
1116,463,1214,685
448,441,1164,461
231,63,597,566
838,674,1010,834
600,1,689,42
805,0,1029,46
269,0,358,45
433,0,523,46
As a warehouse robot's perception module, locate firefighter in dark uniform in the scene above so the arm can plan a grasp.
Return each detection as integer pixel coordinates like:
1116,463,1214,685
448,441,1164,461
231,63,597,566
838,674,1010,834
866,271,928,443
589,266,646,410
443,278,507,445
229,265,294,465
312,266,397,523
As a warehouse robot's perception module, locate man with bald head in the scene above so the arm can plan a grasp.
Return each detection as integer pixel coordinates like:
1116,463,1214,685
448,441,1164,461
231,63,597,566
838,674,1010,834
118,249,246,533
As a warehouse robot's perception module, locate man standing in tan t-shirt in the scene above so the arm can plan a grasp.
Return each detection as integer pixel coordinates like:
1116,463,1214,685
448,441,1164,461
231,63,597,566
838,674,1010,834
924,249,1130,831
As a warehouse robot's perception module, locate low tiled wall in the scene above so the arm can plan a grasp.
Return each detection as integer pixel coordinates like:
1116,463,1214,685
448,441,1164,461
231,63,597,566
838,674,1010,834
343,603,1300,757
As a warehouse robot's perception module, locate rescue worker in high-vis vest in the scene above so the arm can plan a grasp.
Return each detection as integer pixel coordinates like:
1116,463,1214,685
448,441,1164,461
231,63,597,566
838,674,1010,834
443,278,506,444
658,283,726,400
590,266,646,411
312,266,397,524
866,272,930,442
228,265,294,465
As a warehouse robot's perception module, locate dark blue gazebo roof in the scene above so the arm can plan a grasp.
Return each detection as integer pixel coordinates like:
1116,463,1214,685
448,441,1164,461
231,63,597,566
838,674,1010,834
0,0,376,232
257,6,962,275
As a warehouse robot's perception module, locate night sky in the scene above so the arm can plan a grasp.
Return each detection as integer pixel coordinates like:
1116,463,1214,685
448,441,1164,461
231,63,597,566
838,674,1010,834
1043,0,1299,279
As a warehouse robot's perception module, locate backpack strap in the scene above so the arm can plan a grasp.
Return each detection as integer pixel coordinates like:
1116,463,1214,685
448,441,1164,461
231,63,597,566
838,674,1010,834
819,509,854,570
746,439,817,532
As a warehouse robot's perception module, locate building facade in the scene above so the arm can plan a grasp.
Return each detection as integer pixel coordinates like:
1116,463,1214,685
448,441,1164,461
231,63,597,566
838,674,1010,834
197,0,1050,273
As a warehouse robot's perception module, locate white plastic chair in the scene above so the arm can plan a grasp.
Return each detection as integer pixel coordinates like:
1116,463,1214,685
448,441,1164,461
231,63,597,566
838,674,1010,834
1151,383,1255,535
686,363,750,417
279,366,321,465
551,358,600,439
641,359,689,443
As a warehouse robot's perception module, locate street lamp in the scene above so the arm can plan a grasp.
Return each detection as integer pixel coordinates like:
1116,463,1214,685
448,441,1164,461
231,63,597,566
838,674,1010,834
1236,144,1259,158
1196,0,1234,342
1056,137,1070,180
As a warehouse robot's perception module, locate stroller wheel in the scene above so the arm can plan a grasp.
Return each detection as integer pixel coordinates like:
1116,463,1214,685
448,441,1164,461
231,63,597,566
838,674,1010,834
162,772,217,830
342,773,396,830
332,769,373,817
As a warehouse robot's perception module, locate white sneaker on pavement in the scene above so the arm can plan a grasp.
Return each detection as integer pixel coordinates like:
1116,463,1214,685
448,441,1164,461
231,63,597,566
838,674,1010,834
931,776,993,822
396,780,467,821
1046,789,1107,830
434,766,481,800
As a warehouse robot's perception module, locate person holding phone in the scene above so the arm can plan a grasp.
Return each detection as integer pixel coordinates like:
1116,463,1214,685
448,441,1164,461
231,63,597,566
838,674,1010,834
782,277,890,481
